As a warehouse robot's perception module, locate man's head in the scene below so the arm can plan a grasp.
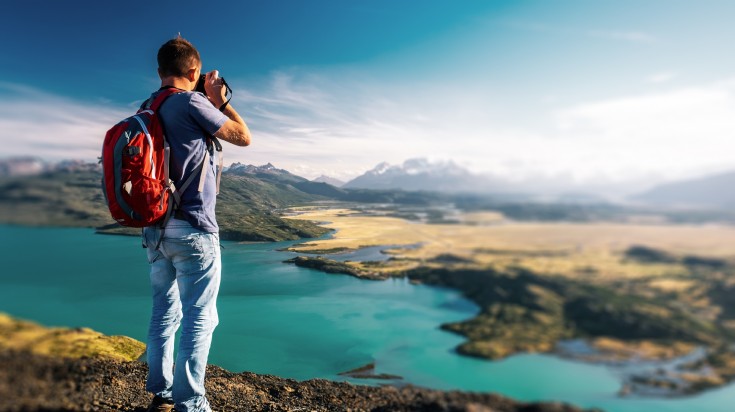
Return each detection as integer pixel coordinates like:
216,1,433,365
157,37,201,86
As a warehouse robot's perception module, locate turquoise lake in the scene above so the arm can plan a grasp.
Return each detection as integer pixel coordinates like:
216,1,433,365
1,225,734,411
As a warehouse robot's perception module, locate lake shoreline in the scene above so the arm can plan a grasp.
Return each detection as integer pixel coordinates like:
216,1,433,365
285,253,735,398
4,219,731,411
280,207,735,398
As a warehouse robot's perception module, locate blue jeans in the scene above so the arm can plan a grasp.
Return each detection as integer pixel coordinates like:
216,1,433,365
142,218,221,412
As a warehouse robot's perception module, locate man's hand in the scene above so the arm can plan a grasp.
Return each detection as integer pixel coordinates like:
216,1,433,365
203,69,251,147
203,70,227,108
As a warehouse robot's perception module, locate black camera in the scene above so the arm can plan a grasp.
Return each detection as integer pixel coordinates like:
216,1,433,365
194,74,232,111
194,74,232,95
194,74,210,94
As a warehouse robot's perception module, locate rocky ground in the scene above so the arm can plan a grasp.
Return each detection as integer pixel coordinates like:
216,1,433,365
0,350,600,412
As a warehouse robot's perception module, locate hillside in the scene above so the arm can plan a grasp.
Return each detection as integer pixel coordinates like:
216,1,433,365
0,169,329,241
225,162,349,199
3,160,734,241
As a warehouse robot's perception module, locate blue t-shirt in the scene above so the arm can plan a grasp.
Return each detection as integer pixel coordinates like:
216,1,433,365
154,89,228,233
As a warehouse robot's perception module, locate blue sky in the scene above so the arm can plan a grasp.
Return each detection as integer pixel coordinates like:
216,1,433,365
2,0,735,191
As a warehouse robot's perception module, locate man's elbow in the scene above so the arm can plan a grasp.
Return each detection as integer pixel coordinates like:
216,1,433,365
237,125,251,147
215,122,251,146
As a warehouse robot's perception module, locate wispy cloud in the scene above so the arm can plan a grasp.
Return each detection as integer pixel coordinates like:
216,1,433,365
3,71,735,189
229,72,456,179
231,70,735,183
0,83,128,161
587,29,656,43
502,20,657,44
554,79,735,179
646,71,677,83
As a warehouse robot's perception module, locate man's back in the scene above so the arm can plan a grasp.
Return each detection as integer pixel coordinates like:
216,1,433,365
155,90,227,233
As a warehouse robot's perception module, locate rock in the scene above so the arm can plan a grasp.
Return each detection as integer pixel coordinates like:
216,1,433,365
0,349,594,412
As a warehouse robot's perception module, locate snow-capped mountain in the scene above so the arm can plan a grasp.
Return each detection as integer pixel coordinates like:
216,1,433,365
342,158,652,200
312,175,345,187
343,158,493,193
224,162,306,183
223,162,347,198
0,157,100,176
0,157,47,177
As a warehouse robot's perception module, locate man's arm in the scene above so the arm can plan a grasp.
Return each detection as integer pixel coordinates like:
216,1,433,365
214,105,251,147
204,70,251,147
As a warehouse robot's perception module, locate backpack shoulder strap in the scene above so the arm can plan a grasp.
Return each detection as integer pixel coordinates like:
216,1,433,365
145,87,184,112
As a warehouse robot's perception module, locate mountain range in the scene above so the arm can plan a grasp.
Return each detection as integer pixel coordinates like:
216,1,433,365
2,157,732,212
0,157,100,176
342,158,629,202
343,158,496,193
341,158,735,210
312,175,345,187
630,170,735,209
225,162,304,182
225,162,347,198
0,160,330,242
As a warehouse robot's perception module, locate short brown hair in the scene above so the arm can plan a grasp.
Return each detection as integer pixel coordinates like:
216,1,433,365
157,37,201,77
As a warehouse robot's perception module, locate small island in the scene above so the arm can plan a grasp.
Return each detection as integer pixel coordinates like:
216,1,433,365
337,362,403,380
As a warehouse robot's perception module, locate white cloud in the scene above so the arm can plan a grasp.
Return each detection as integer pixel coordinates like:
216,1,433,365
228,73,458,179
3,73,735,191
587,29,657,44
230,71,735,185
646,71,677,83
554,80,735,179
502,21,657,44
0,83,129,161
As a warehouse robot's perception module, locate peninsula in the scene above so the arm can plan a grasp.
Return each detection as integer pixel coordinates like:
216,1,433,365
284,207,735,396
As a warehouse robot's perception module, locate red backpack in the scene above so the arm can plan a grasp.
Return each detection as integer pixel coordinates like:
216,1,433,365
101,88,223,230
101,88,181,228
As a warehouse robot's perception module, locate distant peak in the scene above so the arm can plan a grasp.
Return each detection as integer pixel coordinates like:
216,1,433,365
312,175,345,186
368,161,393,175
402,158,431,168
398,158,468,176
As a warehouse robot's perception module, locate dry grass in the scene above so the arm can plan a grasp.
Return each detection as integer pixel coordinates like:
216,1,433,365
459,211,506,225
0,313,145,361
285,208,735,386
285,208,735,279
647,279,696,293
590,337,696,361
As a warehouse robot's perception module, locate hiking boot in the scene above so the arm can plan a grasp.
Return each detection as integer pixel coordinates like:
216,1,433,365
146,395,175,412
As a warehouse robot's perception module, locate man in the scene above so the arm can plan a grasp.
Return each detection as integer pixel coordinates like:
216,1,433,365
142,37,250,412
